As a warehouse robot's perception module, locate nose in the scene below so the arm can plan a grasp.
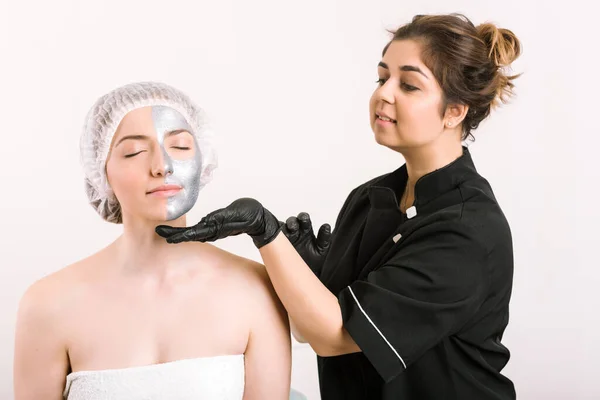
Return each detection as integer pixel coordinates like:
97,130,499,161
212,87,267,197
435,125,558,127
151,147,174,177
376,79,395,105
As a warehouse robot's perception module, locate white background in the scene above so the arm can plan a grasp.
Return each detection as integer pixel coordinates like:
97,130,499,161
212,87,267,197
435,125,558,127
0,0,597,399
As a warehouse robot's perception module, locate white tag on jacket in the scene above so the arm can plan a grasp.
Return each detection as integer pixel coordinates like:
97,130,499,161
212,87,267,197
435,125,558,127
407,206,417,219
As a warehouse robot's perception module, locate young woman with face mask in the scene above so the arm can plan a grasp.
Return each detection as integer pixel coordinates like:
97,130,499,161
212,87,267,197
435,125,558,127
14,82,292,400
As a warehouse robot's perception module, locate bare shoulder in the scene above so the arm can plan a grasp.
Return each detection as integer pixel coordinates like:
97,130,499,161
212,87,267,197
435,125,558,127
202,244,278,304
207,244,270,283
13,254,105,398
18,249,105,322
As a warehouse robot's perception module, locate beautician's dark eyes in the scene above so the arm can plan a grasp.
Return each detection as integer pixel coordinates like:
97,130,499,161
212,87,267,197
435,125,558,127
376,77,419,92
402,83,419,91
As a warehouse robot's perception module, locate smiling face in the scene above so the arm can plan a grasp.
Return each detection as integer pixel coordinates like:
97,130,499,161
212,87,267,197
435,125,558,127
105,106,203,222
369,39,450,151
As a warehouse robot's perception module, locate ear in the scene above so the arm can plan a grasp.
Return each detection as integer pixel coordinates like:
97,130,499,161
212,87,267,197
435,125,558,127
443,103,469,128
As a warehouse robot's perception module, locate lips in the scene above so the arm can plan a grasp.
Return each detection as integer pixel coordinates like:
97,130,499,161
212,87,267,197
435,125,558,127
147,184,182,194
376,112,397,123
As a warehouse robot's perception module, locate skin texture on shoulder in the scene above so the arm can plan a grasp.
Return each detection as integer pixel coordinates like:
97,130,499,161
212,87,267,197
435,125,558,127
14,246,137,400
13,261,81,400
207,247,292,400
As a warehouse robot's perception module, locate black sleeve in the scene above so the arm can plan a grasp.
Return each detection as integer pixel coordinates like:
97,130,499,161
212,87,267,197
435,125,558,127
332,186,360,234
312,186,360,279
338,220,490,383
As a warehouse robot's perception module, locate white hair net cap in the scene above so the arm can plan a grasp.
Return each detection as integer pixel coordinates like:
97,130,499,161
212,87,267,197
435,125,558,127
80,81,218,223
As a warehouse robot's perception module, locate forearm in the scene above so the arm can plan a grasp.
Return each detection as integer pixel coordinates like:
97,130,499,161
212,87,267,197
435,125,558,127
259,232,356,355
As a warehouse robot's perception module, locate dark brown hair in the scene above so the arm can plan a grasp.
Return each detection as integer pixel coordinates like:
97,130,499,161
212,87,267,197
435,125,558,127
384,14,522,141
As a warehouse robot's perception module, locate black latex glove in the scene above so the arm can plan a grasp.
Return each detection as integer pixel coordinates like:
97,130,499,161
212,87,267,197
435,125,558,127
155,197,282,249
281,212,332,276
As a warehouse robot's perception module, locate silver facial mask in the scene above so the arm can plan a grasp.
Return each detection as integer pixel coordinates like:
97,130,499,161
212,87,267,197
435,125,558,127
151,106,203,220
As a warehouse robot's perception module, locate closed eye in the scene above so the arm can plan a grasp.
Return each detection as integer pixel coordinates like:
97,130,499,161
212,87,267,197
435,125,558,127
124,150,146,158
171,146,191,150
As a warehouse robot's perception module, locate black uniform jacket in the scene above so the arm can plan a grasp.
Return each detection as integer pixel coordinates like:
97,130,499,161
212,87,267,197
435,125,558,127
316,146,516,400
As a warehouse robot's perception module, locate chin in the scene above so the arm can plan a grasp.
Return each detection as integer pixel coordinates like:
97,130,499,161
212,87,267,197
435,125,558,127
148,213,172,223
373,134,386,146
373,128,395,147
166,203,194,221
164,213,187,222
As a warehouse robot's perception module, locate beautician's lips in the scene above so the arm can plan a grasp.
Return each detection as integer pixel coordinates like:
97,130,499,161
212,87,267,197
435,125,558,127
375,111,396,123
147,184,182,196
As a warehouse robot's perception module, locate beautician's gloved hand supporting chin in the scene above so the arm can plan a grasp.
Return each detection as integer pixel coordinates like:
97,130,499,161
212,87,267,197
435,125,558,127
282,212,332,276
155,198,282,248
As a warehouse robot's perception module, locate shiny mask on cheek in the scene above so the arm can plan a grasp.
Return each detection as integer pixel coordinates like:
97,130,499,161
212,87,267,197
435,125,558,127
151,106,203,220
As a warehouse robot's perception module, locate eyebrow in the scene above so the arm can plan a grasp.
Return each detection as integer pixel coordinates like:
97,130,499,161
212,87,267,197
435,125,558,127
115,129,190,147
378,61,429,79
115,134,148,147
165,129,190,138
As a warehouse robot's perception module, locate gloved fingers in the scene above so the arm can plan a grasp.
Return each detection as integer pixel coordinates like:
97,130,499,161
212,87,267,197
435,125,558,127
316,223,332,250
297,212,313,233
155,225,188,238
199,207,226,225
164,223,217,243
285,216,300,232
222,220,255,237
282,216,300,242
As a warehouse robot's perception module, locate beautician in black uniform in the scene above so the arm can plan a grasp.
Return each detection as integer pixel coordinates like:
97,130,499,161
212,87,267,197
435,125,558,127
157,13,521,400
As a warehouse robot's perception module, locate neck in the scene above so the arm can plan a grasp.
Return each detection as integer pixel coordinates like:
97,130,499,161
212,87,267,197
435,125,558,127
112,213,189,274
404,143,463,183
400,136,463,210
